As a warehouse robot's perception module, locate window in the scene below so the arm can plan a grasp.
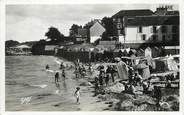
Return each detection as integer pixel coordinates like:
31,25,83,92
117,23,122,29
162,35,166,42
172,26,178,33
172,34,178,41
141,34,146,40
138,26,142,33
127,18,134,23
152,35,158,41
117,18,121,22
152,26,157,33
117,30,121,35
121,29,125,35
161,26,167,33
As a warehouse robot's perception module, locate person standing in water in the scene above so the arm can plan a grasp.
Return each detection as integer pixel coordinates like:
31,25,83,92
46,64,49,70
60,62,64,69
74,87,80,104
62,69,66,79
55,72,59,83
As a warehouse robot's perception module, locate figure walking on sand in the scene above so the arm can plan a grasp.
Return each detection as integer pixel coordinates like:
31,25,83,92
74,87,80,104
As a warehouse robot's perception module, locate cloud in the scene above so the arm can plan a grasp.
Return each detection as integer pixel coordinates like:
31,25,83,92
6,17,49,42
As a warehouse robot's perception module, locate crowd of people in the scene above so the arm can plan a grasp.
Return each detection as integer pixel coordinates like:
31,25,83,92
73,60,94,78
94,65,116,91
92,58,170,108
44,55,179,108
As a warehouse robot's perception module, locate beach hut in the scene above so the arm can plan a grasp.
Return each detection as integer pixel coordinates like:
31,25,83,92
137,48,145,57
117,60,129,80
145,47,152,58
135,61,150,80
152,56,179,73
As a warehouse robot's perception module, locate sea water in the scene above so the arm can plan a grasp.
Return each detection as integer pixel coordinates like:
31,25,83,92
5,56,82,111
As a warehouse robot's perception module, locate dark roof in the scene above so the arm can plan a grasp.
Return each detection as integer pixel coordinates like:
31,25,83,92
165,11,179,15
125,15,179,26
112,9,154,18
154,10,179,16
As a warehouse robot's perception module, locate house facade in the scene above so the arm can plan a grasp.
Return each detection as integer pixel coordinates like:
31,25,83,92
75,28,88,42
112,9,154,43
124,15,179,45
112,8,179,48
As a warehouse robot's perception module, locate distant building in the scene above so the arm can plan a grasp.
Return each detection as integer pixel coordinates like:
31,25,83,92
75,28,88,42
10,44,31,52
73,19,106,44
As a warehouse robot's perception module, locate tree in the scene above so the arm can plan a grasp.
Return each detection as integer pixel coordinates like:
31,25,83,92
5,40,19,48
101,17,114,37
101,31,111,41
45,27,64,42
69,24,82,37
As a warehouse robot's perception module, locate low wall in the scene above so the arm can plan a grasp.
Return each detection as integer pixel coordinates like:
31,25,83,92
57,49,90,63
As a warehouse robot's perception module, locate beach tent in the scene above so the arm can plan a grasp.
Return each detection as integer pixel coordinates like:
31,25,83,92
137,48,145,57
152,56,179,72
151,47,162,58
117,61,129,80
145,47,152,58
129,49,137,56
135,62,150,80
167,56,179,71
94,62,129,81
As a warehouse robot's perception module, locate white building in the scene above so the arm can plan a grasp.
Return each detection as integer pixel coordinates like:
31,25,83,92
112,8,179,48
124,15,179,44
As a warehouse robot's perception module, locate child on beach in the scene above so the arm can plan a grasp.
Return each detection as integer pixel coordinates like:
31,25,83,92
74,87,80,104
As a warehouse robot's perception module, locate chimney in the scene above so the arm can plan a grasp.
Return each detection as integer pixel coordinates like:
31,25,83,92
155,5,169,15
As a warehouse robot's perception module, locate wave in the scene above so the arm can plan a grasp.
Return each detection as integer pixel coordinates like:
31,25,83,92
55,59,62,65
46,69,55,73
6,81,47,89
31,84,48,88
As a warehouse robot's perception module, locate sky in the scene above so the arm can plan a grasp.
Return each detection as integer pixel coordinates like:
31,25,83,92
6,4,178,42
